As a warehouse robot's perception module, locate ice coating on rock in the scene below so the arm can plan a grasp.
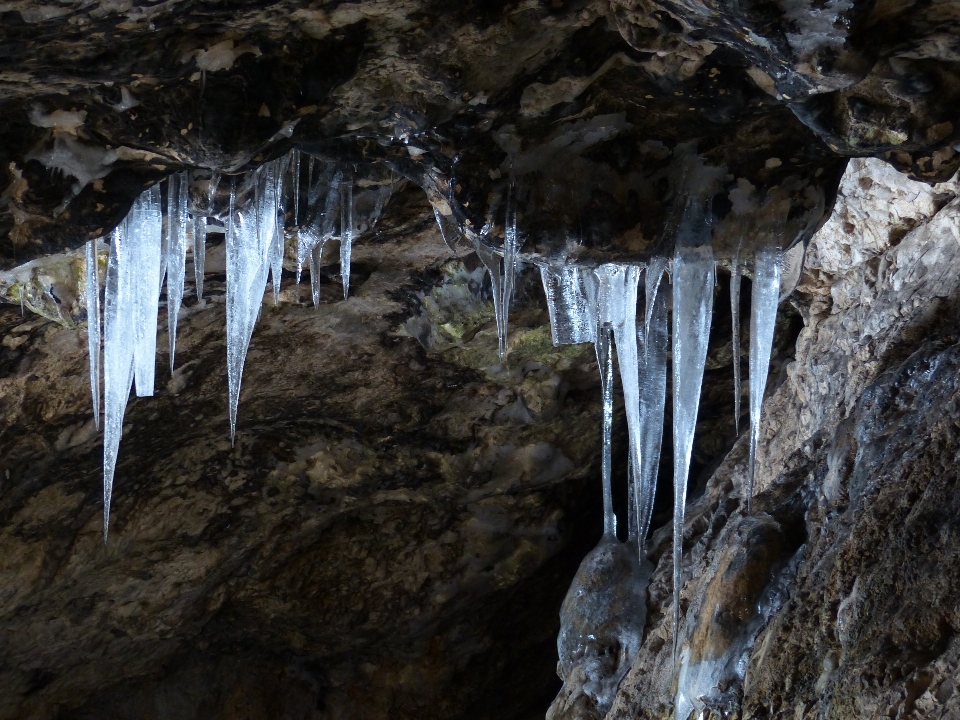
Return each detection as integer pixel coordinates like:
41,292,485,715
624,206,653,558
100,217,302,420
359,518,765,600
746,247,781,509
636,276,668,549
85,240,101,430
166,172,188,372
595,263,642,539
595,323,617,537
539,264,598,346
226,171,274,443
731,252,743,435
340,175,353,299
556,536,652,717
103,226,135,540
130,184,163,397
671,201,716,656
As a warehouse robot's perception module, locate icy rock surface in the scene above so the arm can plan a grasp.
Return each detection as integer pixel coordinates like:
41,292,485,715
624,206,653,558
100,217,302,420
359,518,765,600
550,536,652,719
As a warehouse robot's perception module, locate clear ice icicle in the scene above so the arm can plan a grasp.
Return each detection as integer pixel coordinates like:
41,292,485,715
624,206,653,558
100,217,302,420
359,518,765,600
193,214,206,300
539,264,597,346
226,171,274,443
746,247,781,510
595,263,642,540
595,323,617,537
85,240,101,430
269,165,287,306
340,175,354,299
103,225,135,540
671,203,716,657
291,148,301,228
644,255,668,341
474,241,504,351
130,184,163,397
731,249,743,435
500,181,520,360
636,276,668,549
166,172,188,373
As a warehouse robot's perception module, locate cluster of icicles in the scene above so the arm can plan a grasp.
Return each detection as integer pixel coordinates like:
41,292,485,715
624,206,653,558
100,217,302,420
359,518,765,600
81,149,782,655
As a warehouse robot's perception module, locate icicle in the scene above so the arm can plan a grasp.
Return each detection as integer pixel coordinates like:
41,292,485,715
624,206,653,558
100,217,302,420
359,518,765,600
746,247,781,510
291,149,301,228
433,207,464,253
103,225,135,541
130,184,163,397
595,263,643,542
299,167,341,298
500,180,520,360
474,241,505,351
644,255,668,341
269,163,286,306
731,250,743,435
340,173,354,299
636,277,668,550
85,240,101,430
539,264,598,346
671,203,716,659
226,168,275,443
166,172,188,373
193,214,206,300
596,323,617,537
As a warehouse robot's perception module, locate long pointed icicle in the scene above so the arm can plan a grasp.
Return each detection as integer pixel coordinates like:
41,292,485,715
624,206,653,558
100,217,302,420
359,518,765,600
595,323,617,537
85,240,101,430
226,166,276,443
291,148,301,228
475,241,504,350
193,215,206,300
731,249,743,435
166,172,188,373
636,275,668,549
103,224,135,541
340,173,354,299
671,204,716,659
746,247,781,510
500,181,520,360
131,184,163,397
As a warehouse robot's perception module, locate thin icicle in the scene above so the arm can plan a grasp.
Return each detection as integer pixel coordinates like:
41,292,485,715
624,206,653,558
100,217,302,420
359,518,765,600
130,184,163,397
85,240,101,430
636,275,668,550
671,201,716,659
746,247,781,510
310,240,326,308
539,264,598,346
166,172,188,373
474,241,505,351
299,167,341,296
291,148,301,228
340,173,354,299
500,180,520,360
269,165,286,306
595,323,617,537
644,255,668,341
103,225,135,541
193,214,206,299
731,249,743,435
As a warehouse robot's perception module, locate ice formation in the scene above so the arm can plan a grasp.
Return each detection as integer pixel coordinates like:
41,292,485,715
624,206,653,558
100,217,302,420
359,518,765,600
636,277,667,547
595,323,617,537
130,185,163,397
165,172,189,371
74,147,790,720
85,240,101,429
730,250,743,434
671,198,716,656
746,247,781,509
